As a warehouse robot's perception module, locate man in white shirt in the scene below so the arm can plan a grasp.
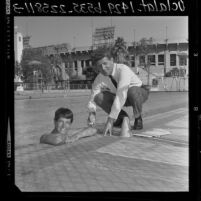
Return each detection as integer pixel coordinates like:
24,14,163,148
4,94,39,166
87,48,149,136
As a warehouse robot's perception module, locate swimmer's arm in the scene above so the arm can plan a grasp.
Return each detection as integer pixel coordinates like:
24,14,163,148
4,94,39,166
40,128,97,145
40,133,66,145
66,127,97,143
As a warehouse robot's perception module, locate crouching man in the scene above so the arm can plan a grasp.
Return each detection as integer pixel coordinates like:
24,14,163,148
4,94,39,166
40,107,97,146
87,47,149,136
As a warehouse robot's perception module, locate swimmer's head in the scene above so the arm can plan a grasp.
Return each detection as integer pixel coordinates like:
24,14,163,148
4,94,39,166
54,108,73,134
54,108,73,123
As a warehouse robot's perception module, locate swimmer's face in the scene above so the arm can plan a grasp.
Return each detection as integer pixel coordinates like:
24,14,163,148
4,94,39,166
54,117,72,134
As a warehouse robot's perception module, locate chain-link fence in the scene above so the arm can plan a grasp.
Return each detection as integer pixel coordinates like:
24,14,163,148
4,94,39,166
14,82,93,91
151,76,188,91
14,75,188,92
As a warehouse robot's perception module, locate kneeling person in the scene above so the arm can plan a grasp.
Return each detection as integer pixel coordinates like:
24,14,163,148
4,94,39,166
40,107,97,146
87,47,149,136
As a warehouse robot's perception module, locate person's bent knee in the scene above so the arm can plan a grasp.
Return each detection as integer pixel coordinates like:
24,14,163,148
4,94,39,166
128,86,148,102
127,86,139,102
94,91,115,108
94,93,104,106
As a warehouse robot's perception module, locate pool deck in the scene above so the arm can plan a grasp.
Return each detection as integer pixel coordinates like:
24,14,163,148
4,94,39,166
14,91,189,192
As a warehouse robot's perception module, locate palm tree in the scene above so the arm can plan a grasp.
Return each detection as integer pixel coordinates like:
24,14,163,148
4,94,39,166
111,37,129,65
136,37,155,86
21,48,53,85
15,61,22,76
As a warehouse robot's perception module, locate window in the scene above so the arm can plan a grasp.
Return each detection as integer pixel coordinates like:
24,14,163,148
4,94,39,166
74,61,77,71
158,54,164,65
139,56,145,66
65,62,69,68
65,63,68,71
19,37,21,42
86,60,90,67
130,55,135,60
130,55,135,67
131,61,135,67
81,60,84,68
179,56,187,66
170,54,176,66
148,55,155,65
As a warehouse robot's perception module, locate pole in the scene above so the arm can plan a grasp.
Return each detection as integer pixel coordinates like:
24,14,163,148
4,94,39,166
91,17,94,50
147,58,150,86
110,17,113,45
73,36,76,49
133,29,135,43
164,26,168,76
110,16,112,27
26,21,28,36
133,29,138,73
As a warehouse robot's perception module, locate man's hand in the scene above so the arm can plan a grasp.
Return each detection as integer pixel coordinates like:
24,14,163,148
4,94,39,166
104,117,115,136
87,112,96,127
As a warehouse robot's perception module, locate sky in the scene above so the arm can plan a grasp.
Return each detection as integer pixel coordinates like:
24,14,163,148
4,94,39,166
14,16,188,48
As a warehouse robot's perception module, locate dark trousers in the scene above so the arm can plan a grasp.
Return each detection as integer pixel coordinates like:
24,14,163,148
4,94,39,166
94,86,149,121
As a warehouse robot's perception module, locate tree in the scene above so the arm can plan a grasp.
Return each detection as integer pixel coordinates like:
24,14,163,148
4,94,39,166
65,54,76,77
14,61,22,76
136,37,155,85
50,54,63,66
111,37,130,65
21,48,53,84
90,39,129,76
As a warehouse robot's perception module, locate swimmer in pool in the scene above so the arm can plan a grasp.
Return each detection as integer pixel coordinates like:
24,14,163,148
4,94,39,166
40,107,97,146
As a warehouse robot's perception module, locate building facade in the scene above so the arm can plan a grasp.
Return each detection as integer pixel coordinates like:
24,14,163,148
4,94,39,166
14,31,23,64
127,41,188,76
29,40,188,82
32,44,94,79
23,36,31,49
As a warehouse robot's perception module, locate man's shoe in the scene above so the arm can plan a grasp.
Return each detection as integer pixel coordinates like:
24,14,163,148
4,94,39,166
113,118,123,128
114,112,129,128
133,116,143,130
